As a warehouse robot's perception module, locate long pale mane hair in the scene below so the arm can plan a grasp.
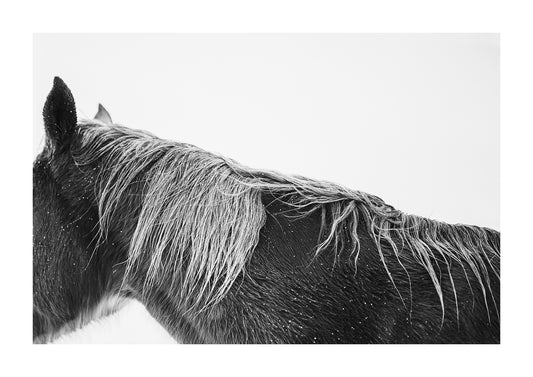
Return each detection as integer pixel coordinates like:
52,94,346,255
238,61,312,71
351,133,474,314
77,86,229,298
74,120,500,320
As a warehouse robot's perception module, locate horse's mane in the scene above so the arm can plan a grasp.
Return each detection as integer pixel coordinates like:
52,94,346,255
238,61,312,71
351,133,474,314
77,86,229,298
74,121,500,318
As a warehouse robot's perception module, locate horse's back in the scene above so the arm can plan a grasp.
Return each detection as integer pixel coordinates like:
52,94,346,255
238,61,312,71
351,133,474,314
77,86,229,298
208,193,500,343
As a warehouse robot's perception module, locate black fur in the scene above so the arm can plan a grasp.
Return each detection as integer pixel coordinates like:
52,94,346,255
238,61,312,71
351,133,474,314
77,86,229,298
33,79,128,342
188,195,500,343
42,77,77,152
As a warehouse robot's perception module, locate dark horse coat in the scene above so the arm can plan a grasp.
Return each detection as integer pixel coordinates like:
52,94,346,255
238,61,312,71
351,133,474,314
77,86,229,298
33,77,500,343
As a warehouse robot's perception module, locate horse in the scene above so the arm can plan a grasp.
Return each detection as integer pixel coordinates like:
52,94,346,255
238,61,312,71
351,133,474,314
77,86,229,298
33,77,500,343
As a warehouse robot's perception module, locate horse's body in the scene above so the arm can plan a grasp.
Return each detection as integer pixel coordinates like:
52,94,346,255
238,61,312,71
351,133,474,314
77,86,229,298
33,77,500,343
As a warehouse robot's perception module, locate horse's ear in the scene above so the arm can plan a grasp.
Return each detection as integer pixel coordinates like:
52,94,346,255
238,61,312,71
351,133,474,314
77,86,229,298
94,103,113,125
43,77,77,152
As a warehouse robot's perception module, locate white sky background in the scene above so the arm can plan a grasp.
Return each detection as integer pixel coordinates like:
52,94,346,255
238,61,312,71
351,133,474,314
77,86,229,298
33,34,499,343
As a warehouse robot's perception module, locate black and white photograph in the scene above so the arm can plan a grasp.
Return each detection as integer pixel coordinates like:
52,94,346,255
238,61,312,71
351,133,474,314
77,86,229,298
33,33,500,344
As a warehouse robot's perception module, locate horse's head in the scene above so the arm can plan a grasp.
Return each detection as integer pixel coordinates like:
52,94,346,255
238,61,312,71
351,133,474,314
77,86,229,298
33,78,127,343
